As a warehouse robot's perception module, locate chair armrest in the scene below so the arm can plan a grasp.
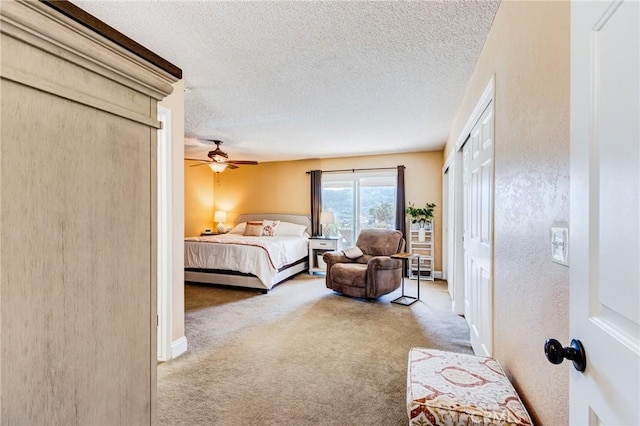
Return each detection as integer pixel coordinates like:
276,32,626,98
367,256,402,271
322,251,353,285
323,251,350,267
365,256,403,299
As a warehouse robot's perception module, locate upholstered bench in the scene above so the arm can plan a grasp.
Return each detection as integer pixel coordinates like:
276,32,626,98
406,348,532,425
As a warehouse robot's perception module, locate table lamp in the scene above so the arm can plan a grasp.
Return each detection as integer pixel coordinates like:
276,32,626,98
319,211,335,237
214,211,227,234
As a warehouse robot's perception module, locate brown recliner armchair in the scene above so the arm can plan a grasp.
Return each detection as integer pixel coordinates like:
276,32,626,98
323,229,405,299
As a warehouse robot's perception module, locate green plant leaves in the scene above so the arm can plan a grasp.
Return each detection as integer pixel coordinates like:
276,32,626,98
405,202,436,223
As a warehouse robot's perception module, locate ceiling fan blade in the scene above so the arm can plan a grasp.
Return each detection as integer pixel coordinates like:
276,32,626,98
189,161,214,167
195,139,254,167
185,158,210,163
226,160,259,165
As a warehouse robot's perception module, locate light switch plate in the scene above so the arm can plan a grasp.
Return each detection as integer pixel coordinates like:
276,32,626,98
551,226,569,266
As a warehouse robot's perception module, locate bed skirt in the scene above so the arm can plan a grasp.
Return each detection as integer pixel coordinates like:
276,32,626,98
184,257,308,293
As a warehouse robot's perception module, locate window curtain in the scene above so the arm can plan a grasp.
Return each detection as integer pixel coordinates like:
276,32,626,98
395,165,406,247
310,169,322,236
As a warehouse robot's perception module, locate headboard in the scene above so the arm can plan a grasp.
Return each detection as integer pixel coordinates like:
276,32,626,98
234,213,312,236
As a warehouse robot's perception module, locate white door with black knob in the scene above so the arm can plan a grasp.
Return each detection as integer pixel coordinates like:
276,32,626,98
568,0,640,424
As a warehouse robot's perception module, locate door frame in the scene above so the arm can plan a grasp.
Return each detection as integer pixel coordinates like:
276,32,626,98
443,76,494,319
157,105,173,362
442,167,449,282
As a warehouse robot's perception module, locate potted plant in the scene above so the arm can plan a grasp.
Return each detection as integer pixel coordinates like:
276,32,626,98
406,202,436,226
406,202,436,240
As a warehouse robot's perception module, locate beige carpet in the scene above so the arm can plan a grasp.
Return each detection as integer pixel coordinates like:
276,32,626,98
158,274,472,425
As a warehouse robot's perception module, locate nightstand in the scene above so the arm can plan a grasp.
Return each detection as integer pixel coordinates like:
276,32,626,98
200,232,216,236
308,237,341,275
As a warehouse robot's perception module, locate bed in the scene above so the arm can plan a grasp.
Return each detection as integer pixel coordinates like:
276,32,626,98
184,213,311,293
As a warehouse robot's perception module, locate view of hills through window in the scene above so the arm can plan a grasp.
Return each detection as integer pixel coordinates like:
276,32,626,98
322,171,397,247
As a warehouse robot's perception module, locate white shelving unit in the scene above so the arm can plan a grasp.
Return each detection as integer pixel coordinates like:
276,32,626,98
407,220,434,281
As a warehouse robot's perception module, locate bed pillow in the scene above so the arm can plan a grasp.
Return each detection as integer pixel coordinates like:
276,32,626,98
276,221,308,237
228,222,246,234
342,246,364,259
243,221,264,236
262,220,280,237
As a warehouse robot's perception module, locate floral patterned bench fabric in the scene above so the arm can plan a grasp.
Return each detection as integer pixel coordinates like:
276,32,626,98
407,348,533,426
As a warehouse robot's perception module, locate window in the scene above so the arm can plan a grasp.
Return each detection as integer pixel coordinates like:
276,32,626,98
322,170,397,247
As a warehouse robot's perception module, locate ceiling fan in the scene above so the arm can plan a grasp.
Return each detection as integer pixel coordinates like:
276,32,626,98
186,140,259,173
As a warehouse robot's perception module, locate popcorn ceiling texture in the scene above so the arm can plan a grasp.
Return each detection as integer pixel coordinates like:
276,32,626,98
75,1,499,161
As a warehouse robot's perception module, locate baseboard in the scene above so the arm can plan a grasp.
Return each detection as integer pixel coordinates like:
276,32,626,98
171,336,188,359
434,270,443,279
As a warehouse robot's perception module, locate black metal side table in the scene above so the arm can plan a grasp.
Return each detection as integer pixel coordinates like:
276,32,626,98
390,252,420,306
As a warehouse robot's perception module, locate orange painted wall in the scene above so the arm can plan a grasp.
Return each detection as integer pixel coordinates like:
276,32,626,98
184,160,215,237
185,151,444,270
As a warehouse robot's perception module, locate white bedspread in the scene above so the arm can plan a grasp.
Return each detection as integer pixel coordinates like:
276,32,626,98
184,234,309,287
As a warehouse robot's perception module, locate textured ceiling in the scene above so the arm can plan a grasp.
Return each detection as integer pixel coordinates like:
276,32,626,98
74,1,500,162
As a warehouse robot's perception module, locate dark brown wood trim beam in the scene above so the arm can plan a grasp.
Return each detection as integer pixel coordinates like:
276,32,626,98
41,1,182,80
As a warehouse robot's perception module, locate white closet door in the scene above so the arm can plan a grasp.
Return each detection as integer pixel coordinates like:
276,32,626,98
463,101,494,356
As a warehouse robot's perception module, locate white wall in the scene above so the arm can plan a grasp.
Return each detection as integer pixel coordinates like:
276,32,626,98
159,79,185,350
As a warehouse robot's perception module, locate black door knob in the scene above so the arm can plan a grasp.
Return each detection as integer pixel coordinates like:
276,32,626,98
544,338,587,372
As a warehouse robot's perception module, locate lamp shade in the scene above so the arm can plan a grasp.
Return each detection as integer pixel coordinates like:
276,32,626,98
208,162,228,173
214,211,227,223
319,211,335,225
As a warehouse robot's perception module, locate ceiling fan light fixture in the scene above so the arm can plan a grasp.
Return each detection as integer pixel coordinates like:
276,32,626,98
208,162,228,173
